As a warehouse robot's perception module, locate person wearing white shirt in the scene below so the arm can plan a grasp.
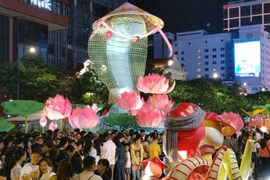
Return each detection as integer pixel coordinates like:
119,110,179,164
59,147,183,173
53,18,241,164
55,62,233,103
72,156,102,180
20,149,43,180
101,134,116,180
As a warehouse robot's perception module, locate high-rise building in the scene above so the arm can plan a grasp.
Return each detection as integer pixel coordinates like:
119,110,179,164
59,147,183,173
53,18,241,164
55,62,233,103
223,0,270,32
0,0,68,64
48,0,127,69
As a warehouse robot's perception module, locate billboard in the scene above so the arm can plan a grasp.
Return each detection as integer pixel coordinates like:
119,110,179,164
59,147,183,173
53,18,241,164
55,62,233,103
234,41,261,78
30,0,52,11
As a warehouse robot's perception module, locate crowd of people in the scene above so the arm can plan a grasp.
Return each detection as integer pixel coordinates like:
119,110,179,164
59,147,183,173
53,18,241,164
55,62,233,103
0,128,164,180
0,124,269,180
223,126,270,180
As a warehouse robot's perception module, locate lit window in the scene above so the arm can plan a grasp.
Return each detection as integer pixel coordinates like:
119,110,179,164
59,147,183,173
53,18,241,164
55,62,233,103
197,62,201,66
213,67,217,71
197,50,201,53
197,75,202,78
197,56,201,59
197,68,201,72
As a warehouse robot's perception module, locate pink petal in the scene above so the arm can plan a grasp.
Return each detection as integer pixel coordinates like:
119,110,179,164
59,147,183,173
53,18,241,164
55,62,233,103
39,115,47,127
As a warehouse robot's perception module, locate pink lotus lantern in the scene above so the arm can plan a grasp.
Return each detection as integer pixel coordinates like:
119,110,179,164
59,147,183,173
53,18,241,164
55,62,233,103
39,115,47,127
116,91,144,111
136,73,175,94
136,104,164,127
147,94,174,113
48,122,56,131
44,94,72,120
221,112,244,132
69,104,99,129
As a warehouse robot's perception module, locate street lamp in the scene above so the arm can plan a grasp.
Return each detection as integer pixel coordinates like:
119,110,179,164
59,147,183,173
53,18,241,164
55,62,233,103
17,47,36,100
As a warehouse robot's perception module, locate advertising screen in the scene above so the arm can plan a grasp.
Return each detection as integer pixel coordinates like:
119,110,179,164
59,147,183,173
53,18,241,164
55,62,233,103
30,0,52,11
234,41,261,78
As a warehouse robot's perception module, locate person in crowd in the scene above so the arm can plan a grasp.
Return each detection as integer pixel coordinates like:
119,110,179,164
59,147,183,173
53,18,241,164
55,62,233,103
15,138,25,150
100,134,116,180
130,135,144,169
7,148,26,180
131,150,141,180
143,135,150,160
125,144,131,180
223,135,238,153
31,137,44,153
113,133,125,180
140,130,145,141
20,148,43,180
259,132,270,177
94,139,102,165
95,159,111,180
251,132,261,179
48,159,72,180
54,137,68,168
148,136,161,159
66,144,82,175
72,156,102,180
231,133,242,165
39,158,55,180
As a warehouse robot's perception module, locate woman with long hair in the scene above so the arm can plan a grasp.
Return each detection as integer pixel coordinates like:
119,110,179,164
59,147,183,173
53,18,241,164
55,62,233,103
39,158,55,180
7,148,26,180
48,159,72,180
96,159,111,180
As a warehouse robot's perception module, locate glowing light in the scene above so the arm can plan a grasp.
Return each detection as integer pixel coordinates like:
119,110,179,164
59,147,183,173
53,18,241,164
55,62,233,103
262,88,266,91
168,59,174,66
243,82,247,86
178,151,187,160
106,31,113,39
29,47,36,53
260,126,267,132
213,73,219,78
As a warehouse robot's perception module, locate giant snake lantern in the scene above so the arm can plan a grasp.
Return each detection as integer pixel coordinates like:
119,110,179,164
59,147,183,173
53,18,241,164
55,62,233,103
88,2,172,114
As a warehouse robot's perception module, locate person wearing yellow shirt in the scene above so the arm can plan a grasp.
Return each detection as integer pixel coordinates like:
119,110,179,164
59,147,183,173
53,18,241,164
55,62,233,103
149,137,161,159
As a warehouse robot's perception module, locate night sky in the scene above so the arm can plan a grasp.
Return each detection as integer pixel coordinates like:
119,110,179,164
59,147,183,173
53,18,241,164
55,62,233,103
129,0,228,33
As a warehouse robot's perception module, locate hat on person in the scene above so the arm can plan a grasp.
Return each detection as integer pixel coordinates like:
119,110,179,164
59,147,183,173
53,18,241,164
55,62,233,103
142,156,168,169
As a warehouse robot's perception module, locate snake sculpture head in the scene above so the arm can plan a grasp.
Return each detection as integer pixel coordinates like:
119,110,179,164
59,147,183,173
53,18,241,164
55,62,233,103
88,3,172,115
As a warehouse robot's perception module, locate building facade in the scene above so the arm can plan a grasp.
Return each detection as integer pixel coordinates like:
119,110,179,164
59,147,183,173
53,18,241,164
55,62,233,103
223,0,270,32
0,0,68,64
153,24,270,92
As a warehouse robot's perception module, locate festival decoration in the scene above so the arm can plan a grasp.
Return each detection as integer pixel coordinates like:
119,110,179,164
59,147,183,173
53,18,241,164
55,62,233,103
142,156,168,179
137,74,175,94
221,112,244,132
44,94,72,120
136,104,164,127
116,91,144,111
146,94,173,113
163,103,206,162
44,94,72,131
0,117,15,132
48,122,56,131
1,100,44,133
88,2,173,120
69,105,99,129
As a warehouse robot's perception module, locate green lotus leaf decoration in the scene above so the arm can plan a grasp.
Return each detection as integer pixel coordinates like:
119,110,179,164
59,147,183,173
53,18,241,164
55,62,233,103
0,118,15,132
1,100,44,133
103,114,136,126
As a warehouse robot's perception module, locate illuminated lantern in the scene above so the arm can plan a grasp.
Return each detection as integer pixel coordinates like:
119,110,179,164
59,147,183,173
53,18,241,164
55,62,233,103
105,31,113,39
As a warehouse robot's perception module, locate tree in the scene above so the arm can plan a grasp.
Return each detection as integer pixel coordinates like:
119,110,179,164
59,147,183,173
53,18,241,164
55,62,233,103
67,71,109,106
0,55,61,102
